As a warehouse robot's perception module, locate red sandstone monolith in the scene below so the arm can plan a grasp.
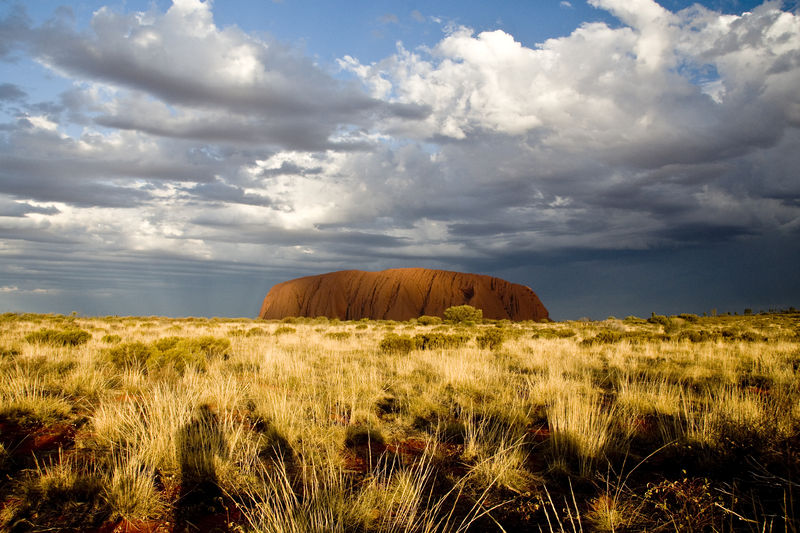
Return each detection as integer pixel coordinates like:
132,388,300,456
259,268,549,321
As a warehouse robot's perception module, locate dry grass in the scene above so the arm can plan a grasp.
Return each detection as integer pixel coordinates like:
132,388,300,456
0,311,798,531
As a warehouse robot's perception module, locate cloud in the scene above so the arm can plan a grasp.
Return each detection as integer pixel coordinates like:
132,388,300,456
0,0,798,318
0,285,58,294
0,197,59,217
333,2,800,255
1,1,426,151
0,83,26,101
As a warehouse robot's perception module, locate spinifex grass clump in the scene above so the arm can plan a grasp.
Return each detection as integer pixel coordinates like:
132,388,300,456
0,367,73,424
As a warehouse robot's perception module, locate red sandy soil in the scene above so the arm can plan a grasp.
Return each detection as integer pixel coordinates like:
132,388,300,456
0,419,79,458
259,268,549,321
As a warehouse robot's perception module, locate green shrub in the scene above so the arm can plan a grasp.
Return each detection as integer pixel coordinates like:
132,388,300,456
101,334,122,344
106,336,230,373
379,333,418,354
443,305,482,324
677,313,700,323
624,316,647,324
648,314,669,326
739,330,766,342
676,330,719,343
25,328,91,346
274,326,296,336
417,315,443,326
106,342,152,370
532,328,576,339
663,318,683,334
152,336,182,352
325,331,352,341
191,336,231,358
413,332,471,350
580,330,623,346
245,327,268,337
355,323,368,330
476,328,505,350
148,344,206,372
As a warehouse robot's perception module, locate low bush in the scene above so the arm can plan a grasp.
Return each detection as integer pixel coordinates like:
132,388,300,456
417,315,443,326
532,328,576,339
581,330,672,345
648,314,669,326
245,327,268,337
624,315,647,324
676,329,719,343
379,333,418,354
106,341,152,370
443,305,482,325
476,328,505,350
101,334,122,344
581,330,623,346
325,331,352,341
190,336,231,358
738,330,767,342
274,326,296,336
106,336,230,373
663,318,683,334
148,336,230,372
25,328,91,347
413,332,471,350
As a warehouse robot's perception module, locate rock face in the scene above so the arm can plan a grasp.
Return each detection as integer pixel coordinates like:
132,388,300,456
259,268,549,321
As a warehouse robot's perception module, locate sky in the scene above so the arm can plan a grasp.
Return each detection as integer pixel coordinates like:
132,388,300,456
0,0,799,320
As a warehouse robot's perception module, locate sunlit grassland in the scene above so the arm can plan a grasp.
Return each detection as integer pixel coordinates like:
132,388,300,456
0,311,798,531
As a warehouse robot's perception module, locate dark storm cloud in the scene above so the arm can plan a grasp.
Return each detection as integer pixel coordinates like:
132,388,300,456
187,217,409,248
656,223,754,244
0,4,29,58
0,176,152,208
0,198,59,217
186,180,275,207
0,83,26,101
93,110,370,152
446,222,522,237
0,120,256,207
259,161,323,177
